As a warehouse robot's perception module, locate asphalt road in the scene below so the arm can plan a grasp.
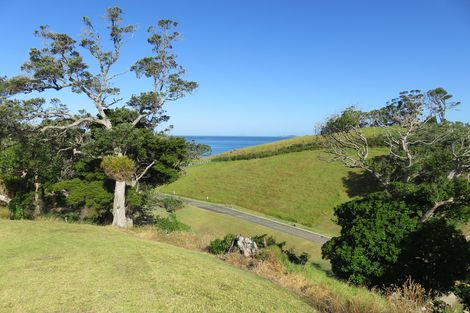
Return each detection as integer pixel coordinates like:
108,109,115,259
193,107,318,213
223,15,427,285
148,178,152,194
181,197,332,244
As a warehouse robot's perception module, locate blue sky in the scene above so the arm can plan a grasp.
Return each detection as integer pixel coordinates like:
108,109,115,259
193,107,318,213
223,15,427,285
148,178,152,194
1,0,469,136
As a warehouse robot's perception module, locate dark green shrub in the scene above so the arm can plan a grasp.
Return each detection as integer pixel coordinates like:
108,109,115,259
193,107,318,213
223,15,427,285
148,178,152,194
252,234,278,248
322,192,419,286
160,196,183,213
154,215,189,233
395,219,470,293
208,233,237,255
9,193,34,220
50,179,113,223
453,283,470,310
284,249,309,265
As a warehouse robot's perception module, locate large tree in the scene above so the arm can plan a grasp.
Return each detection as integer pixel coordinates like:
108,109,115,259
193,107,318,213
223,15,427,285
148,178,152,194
321,89,469,221
3,8,197,227
320,89,470,292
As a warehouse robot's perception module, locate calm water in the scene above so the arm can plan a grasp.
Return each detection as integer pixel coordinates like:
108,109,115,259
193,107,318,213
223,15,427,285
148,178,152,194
184,136,290,156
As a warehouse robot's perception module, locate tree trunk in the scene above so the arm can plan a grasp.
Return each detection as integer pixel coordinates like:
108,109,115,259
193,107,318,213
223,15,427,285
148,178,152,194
33,176,43,217
112,180,128,228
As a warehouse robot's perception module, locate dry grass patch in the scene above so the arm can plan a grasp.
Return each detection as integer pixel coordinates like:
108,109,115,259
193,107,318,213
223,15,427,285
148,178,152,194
221,249,439,313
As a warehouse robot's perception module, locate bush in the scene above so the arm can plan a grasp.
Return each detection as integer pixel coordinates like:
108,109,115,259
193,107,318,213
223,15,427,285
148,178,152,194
284,249,309,265
396,219,470,293
50,179,113,223
8,193,34,220
160,196,183,213
323,192,469,293
208,233,237,255
154,215,190,233
453,283,470,310
322,192,419,286
252,233,279,248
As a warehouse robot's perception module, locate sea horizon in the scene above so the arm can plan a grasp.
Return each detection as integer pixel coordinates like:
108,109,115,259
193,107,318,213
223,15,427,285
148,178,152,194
181,135,295,156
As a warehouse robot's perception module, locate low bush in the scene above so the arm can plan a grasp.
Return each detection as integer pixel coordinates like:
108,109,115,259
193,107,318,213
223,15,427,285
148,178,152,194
160,196,183,213
209,233,310,265
8,192,34,220
284,249,309,265
453,282,470,310
252,233,280,248
208,233,237,254
154,215,190,233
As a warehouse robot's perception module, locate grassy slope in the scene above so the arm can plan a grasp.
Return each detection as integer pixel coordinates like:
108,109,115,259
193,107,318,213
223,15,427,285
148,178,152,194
0,220,313,313
212,128,384,159
176,205,330,271
162,148,383,235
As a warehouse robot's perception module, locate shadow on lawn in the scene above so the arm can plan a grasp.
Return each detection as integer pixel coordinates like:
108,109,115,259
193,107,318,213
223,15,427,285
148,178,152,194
342,171,382,198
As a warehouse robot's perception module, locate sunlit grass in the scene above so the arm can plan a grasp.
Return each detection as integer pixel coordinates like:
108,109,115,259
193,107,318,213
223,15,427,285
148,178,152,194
0,220,313,313
162,148,385,235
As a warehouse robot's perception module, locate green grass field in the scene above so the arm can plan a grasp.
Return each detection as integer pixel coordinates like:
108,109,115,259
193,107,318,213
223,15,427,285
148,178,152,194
162,148,383,235
176,205,330,271
0,220,315,313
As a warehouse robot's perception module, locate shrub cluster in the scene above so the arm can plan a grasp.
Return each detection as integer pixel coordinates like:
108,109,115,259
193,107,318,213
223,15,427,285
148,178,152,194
208,233,237,254
154,215,190,233
208,233,310,265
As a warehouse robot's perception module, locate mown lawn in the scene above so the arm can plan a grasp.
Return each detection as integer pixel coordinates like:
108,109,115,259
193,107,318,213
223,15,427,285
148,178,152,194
0,220,314,313
162,149,384,235
176,205,330,271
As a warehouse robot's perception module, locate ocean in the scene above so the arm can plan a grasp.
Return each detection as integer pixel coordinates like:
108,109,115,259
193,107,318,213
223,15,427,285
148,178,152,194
183,136,290,156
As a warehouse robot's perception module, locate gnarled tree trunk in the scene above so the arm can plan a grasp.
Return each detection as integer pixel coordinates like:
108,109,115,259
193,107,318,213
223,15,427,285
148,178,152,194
112,180,128,228
33,175,43,217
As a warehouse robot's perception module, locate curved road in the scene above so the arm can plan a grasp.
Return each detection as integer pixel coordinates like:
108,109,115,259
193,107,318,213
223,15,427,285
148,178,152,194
180,197,332,244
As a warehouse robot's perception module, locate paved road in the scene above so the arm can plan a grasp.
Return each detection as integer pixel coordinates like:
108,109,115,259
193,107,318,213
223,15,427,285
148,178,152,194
180,197,332,244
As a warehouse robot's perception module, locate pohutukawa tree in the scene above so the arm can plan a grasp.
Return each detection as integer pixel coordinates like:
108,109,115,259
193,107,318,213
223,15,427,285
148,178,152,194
3,7,197,227
320,89,470,292
321,89,469,222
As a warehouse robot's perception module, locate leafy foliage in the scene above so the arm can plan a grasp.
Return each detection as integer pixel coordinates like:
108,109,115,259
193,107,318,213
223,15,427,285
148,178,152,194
1,7,197,227
101,156,135,181
322,193,419,286
8,193,34,220
208,234,237,255
50,179,113,223
321,89,469,294
395,219,470,293
154,215,189,233
453,283,470,310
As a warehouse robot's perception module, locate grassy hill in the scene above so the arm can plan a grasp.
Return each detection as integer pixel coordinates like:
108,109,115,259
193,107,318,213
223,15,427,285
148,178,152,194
161,136,384,235
0,220,313,313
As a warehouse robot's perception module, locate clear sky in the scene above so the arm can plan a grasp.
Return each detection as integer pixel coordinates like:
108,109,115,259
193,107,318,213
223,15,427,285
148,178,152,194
1,0,469,136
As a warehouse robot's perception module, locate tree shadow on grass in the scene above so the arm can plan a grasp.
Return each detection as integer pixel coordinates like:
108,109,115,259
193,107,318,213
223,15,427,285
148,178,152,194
342,171,382,198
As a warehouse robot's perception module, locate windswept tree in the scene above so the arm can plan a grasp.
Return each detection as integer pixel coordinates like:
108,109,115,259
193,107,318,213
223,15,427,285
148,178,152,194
3,7,197,227
321,89,470,292
321,89,469,221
